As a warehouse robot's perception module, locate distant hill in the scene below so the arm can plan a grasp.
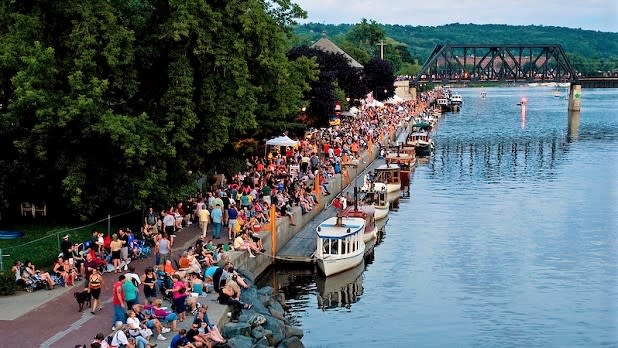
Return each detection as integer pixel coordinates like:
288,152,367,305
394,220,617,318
294,23,618,65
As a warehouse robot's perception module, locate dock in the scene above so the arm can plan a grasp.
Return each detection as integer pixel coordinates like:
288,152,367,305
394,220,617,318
276,157,390,264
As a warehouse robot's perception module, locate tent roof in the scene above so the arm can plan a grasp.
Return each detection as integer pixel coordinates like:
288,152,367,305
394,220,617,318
265,135,298,146
310,32,363,69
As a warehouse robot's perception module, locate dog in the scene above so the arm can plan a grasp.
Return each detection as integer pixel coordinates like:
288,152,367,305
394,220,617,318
73,290,92,312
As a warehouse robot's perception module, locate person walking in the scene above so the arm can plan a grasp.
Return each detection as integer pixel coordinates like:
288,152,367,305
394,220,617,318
112,275,127,330
197,205,210,238
88,268,103,314
211,203,223,239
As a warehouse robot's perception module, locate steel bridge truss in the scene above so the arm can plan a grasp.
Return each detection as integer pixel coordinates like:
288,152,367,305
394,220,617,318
413,44,578,84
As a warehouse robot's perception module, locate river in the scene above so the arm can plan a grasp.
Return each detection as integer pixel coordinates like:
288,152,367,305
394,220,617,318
257,86,618,348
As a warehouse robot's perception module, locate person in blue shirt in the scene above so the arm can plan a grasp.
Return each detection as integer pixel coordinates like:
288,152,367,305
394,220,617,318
211,204,223,239
169,328,195,348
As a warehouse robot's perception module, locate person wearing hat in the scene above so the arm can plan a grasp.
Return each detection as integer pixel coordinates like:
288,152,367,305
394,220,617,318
61,234,73,261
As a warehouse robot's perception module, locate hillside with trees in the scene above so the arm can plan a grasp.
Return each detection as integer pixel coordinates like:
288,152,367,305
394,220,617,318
294,23,618,76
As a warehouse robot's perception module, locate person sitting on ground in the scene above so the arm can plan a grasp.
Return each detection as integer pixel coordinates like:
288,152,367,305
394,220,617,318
186,321,212,348
232,231,259,258
194,306,226,344
132,303,170,341
221,262,249,290
170,329,196,348
146,298,178,332
125,309,155,348
92,332,109,348
162,259,176,275
217,278,252,315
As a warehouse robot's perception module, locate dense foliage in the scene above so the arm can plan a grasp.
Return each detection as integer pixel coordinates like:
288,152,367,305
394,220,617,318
0,0,315,221
294,23,618,75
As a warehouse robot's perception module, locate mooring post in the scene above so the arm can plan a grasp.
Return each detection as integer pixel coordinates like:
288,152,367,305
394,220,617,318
568,83,581,111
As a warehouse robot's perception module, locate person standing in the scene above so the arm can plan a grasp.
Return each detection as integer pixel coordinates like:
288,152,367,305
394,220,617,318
61,234,73,260
227,202,239,240
197,205,210,238
88,268,103,314
112,275,127,330
162,211,176,247
145,207,158,233
118,229,130,270
122,275,139,309
211,203,223,239
155,233,171,266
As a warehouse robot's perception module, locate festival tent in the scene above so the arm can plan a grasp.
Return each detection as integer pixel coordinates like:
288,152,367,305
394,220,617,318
265,135,299,156
265,135,298,147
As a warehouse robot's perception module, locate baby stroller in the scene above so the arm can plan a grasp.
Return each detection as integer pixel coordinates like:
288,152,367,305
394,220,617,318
131,239,151,260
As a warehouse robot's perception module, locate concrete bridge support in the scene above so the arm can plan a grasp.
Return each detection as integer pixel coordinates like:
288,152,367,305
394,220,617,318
568,83,582,111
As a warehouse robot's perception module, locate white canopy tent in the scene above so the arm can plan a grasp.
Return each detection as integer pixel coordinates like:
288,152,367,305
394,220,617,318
265,135,298,147
265,135,299,156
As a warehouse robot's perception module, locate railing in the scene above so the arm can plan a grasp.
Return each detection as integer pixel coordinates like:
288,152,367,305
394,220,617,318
0,210,138,272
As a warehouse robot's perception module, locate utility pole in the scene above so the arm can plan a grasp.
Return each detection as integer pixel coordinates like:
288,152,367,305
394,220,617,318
377,40,385,60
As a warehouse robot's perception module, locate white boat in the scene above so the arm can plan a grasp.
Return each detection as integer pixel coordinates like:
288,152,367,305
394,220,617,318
340,204,378,244
480,90,487,99
368,182,389,220
449,93,463,105
373,164,403,194
315,216,366,277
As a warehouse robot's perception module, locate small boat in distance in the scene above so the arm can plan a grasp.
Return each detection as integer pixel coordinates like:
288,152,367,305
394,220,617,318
480,90,487,99
449,93,463,105
315,215,366,277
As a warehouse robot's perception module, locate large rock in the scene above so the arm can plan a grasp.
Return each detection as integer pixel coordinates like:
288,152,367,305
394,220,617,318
278,336,305,348
226,335,254,348
248,313,267,327
269,299,284,314
269,307,285,321
262,316,285,345
222,321,251,338
253,337,270,348
284,325,304,339
251,325,266,339
257,286,274,297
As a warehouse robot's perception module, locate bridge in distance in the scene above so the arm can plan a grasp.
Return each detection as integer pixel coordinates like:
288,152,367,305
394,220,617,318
409,44,618,88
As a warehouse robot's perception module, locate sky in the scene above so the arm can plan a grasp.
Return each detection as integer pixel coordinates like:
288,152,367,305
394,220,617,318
292,0,617,33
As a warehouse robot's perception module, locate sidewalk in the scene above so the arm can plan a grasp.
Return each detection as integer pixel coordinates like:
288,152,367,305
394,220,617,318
0,223,230,348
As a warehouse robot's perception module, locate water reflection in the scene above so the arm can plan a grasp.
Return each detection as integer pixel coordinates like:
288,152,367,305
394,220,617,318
567,110,580,142
316,261,364,310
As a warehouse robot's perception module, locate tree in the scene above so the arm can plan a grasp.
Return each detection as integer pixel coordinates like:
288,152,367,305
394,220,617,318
288,46,364,127
364,58,396,101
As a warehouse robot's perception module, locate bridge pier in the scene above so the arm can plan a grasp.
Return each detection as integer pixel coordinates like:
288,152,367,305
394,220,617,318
568,83,582,112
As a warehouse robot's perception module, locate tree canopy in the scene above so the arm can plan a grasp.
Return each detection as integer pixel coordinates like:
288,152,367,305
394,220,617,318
0,0,315,221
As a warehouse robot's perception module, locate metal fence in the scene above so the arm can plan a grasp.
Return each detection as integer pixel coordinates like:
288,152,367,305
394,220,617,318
0,210,140,272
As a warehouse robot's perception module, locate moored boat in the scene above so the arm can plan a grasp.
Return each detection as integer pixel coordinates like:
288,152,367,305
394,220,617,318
340,202,377,244
373,163,403,194
407,131,433,157
315,216,366,277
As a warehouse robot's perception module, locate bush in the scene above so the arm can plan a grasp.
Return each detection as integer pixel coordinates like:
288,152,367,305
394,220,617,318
0,272,17,296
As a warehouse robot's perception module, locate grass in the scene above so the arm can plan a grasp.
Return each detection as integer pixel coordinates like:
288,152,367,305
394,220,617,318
0,211,142,272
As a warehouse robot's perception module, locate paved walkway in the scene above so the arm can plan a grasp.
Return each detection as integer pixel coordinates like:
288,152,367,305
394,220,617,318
0,223,230,348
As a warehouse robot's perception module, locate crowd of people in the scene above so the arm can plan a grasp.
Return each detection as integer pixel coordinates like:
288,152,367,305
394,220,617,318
11,90,439,348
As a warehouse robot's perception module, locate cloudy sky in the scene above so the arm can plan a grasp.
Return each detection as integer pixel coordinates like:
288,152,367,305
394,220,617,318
292,0,617,33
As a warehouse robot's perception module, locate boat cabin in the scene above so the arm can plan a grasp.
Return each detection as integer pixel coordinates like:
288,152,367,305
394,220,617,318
316,216,364,257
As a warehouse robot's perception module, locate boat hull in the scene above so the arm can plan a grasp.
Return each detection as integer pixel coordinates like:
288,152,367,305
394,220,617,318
363,226,378,244
374,206,389,220
317,250,365,277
